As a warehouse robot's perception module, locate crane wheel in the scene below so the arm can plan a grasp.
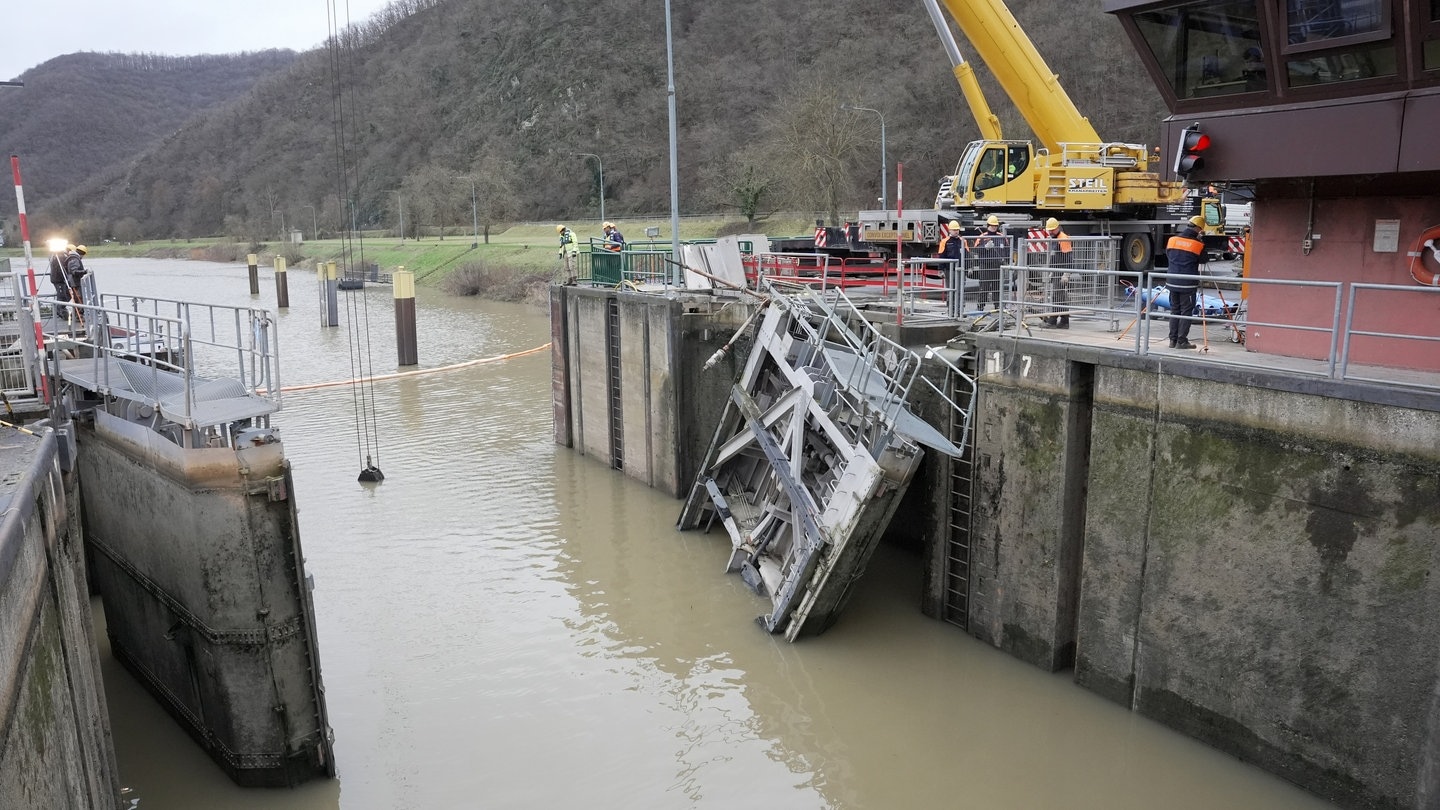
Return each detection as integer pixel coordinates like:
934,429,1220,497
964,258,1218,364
1121,232,1152,277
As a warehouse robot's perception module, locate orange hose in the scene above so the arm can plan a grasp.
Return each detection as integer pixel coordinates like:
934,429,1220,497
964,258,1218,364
264,342,551,394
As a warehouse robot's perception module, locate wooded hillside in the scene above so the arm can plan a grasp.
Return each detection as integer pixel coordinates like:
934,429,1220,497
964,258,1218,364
0,50,298,236
2,0,1166,244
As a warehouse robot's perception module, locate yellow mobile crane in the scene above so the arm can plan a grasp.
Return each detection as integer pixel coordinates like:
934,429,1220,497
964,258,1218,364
858,0,1211,274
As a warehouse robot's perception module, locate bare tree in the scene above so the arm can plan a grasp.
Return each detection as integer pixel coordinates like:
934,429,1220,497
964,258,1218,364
765,84,866,224
700,146,779,227
468,153,520,244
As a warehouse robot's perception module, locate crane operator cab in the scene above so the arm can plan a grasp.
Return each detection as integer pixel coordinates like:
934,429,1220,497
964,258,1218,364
942,140,1033,208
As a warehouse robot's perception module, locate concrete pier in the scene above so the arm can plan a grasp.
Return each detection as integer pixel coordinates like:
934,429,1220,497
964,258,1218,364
79,410,333,787
0,427,120,808
550,284,753,496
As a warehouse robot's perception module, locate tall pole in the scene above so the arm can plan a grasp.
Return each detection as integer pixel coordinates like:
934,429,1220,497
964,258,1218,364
896,162,904,326
843,104,887,211
469,180,478,248
392,190,404,241
572,153,604,225
665,0,681,271
302,204,317,240
10,155,47,402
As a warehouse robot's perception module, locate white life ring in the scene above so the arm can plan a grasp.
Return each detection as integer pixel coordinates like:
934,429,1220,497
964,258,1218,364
1409,225,1440,286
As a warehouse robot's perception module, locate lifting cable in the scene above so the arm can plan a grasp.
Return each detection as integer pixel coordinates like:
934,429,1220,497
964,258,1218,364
325,0,386,483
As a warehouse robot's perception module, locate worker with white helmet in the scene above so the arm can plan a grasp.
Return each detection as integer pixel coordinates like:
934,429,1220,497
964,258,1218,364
602,221,625,252
556,224,578,283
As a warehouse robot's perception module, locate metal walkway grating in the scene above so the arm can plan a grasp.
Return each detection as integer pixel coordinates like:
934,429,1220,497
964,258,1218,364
56,355,279,429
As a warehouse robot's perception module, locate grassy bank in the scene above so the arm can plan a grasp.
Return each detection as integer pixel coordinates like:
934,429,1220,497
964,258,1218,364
1,214,814,301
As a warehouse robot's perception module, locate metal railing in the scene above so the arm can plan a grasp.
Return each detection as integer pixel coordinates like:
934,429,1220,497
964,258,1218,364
990,260,1440,392
764,279,921,457
1014,235,1122,328
898,257,966,322
1339,284,1440,389
78,293,283,421
0,268,44,400
577,243,680,288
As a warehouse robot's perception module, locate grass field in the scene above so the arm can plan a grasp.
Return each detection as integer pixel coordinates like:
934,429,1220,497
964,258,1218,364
2,214,817,289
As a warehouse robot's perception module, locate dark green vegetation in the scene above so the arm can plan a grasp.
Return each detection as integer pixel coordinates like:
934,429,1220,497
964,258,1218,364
0,51,299,225
0,0,1165,249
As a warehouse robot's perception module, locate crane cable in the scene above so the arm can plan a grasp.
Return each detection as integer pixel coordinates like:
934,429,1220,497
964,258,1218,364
325,0,386,482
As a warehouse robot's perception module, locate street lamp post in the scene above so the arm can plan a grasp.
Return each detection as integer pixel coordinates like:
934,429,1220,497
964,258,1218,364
468,179,478,248
572,153,604,225
392,190,404,241
842,103,887,211
665,0,681,269
301,204,317,241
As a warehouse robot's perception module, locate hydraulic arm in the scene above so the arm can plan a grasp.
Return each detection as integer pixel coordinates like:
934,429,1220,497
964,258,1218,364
921,0,1003,141
926,0,1101,152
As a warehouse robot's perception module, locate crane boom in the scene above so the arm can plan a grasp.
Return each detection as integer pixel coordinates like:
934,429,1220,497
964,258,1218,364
920,0,1003,141
933,0,1100,151
852,0,1191,275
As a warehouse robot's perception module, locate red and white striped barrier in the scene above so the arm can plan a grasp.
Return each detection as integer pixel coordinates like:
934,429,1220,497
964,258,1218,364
1228,235,1247,254
1026,228,1048,251
10,155,47,401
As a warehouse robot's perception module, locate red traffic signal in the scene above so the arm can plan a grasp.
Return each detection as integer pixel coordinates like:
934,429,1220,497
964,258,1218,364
1174,124,1210,178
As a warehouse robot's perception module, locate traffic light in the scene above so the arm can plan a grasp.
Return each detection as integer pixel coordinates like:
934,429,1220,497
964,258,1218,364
1174,124,1210,179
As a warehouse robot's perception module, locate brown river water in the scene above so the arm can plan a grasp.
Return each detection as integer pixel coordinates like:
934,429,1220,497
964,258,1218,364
84,258,1338,809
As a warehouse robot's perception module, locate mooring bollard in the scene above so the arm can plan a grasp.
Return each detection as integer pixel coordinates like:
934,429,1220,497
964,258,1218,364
394,267,417,367
274,256,290,309
323,262,340,328
247,253,260,295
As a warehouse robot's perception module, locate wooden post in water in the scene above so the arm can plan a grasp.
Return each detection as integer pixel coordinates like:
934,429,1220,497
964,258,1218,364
274,256,290,309
394,267,417,366
247,253,260,295
323,262,339,328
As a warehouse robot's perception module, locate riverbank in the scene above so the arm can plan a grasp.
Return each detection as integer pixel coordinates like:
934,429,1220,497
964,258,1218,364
2,215,811,302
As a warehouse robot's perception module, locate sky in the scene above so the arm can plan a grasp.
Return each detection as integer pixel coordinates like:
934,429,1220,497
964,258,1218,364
1,0,397,82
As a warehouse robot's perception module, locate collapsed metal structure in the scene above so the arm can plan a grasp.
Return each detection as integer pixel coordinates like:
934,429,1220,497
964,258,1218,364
678,282,967,640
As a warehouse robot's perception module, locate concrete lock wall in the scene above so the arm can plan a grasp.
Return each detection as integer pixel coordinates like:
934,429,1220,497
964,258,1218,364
966,336,1440,810
1076,366,1440,810
0,428,120,809
966,350,1092,670
554,286,752,497
78,411,331,787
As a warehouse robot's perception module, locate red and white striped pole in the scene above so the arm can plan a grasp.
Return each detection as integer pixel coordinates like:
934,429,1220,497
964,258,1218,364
11,155,49,401
895,162,904,326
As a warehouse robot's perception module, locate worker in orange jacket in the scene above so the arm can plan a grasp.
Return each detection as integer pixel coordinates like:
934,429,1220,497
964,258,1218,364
1039,218,1072,328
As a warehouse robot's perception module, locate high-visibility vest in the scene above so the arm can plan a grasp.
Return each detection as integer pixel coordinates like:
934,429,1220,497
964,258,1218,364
1166,235,1205,256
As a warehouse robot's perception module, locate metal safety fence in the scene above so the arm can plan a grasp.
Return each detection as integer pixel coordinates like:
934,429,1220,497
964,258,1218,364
577,243,679,288
1012,235,1122,329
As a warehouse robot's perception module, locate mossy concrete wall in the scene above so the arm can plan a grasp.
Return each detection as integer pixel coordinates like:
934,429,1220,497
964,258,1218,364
966,349,1092,671
78,410,332,787
1077,366,1440,810
965,333,1440,810
0,427,119,809
552,285,752,497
